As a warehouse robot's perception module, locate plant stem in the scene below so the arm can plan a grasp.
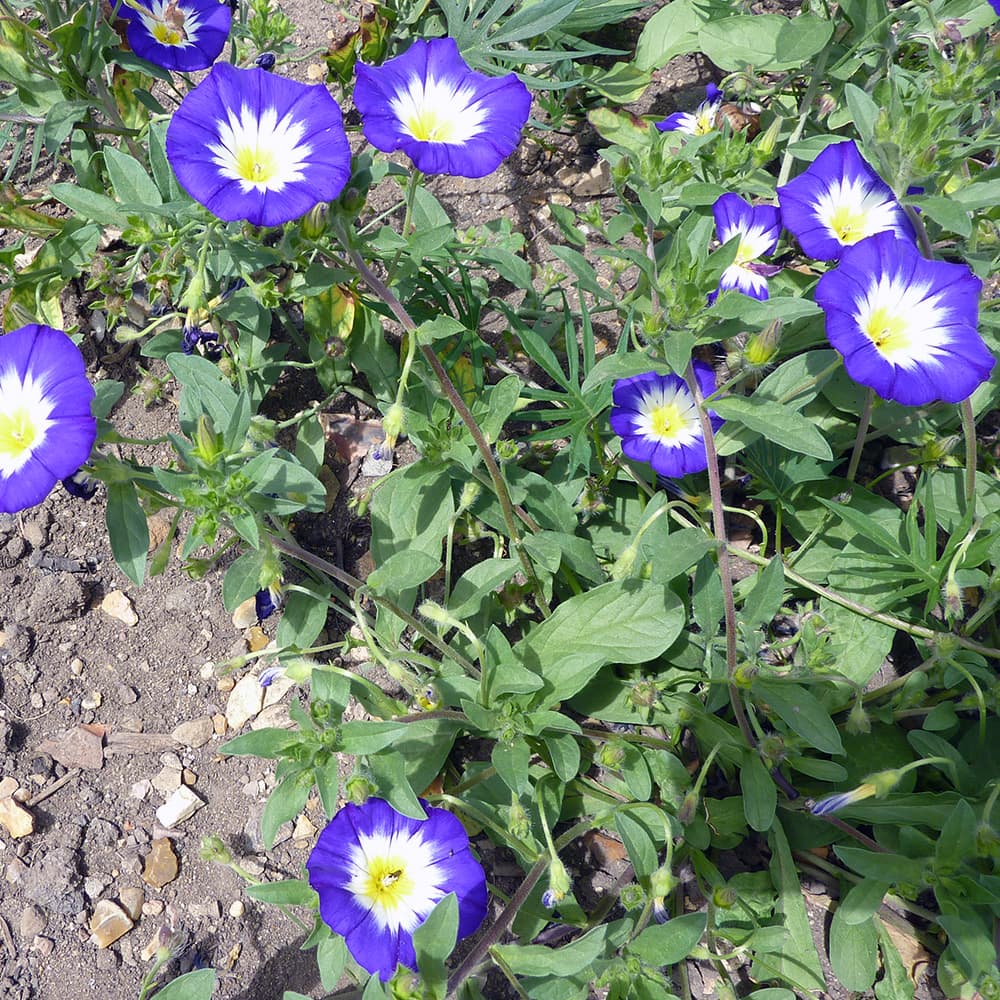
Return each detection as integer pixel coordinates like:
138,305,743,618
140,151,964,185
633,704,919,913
776,46,831,188
960,397,977,509
684,361,755,750
339,235,551,616
846,387,874,482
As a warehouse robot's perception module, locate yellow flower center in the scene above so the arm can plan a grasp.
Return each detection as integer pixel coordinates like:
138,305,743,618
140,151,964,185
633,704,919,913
405,106,459,143
862,304,909,356
360,855,414,913
828,203,869,245
649,402,684,441
0,404,41,461
152,22,184,45
233,144,279,184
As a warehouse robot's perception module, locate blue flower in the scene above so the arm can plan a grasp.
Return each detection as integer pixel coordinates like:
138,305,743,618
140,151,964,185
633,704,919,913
62,468,98,500
166,63,352,227
254,582,282,620
814,232,994,405
1,325,97,513
711,193,782,302
655,84,723,136
353,38,532,178
609,363,723,478
121,0,231,73
181,326,222,361
777,140,915,261
307,798,488,982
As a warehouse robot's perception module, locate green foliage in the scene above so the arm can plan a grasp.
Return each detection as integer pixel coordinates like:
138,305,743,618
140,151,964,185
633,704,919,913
3,0,999,997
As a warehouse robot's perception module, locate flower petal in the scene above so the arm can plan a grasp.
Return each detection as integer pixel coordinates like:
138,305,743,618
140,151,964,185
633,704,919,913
166,64,351,227
123,0,231,72
815,232,994,404
354,38,531,178
777,140,914,261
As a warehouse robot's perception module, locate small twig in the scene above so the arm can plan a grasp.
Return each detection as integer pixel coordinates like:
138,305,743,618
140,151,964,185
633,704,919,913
26,767,81,807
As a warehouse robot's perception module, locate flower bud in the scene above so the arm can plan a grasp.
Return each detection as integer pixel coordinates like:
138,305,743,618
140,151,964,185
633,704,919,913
508,796,531,841
751,115,782,165
611,543,638,581
300,202,328,239
345,773,376,805
194,415,224,465
649,865,676,898
254,52,276,70
597,742,626,770
546,857,571,903
677,791,699,826
846,699,871,735
458,479,481,512
713,884,738,908
619,882,645,910
744,319,782,369
200,835,233,864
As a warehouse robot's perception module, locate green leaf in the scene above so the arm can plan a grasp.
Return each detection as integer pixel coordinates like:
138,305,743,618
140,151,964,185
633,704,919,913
834,846,925,884
740,751,777,832
843,84,879,147
741,557,785,632
103,145,162,207
875,921,915,1000
628,912,707,965
755,680,844,755
412,893,459,997
221,727,298,759
149,969,217,1000
48,181,128,225
830,909,878,990
698,13,834,71
615,809,657,877
167,353,238,433
366,550,441,595
515,580,684,703
106,481,148,585
416,316,466,345
276,583,331,650
448,557,519,619
371,462,454,563
910,195,971,237
543,732,581,782
754,820,825,990
316,935,348,992
635,0,708,70
491,924,610,977
244,878,318,906
261,770,314,848
221,548,266,612
492,737,531,796
935,799,978,872
711,396,833,460
839,879,889,925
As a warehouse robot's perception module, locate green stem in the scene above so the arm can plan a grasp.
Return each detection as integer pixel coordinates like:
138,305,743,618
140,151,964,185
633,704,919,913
338,233,551,616
776,46,831,188
960,397,977,509
684,361,755,751
846,387,875,482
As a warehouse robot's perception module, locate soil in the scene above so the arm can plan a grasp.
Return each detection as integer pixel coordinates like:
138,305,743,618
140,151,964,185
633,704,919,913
0,3,953,1000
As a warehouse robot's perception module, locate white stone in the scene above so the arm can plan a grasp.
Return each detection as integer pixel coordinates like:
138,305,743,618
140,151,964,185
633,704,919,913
155,786,205,828
101,591,138,626
225,674,263,731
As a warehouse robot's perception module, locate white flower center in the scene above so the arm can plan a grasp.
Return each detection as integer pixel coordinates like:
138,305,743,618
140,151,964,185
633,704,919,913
390,75,489,144
854,273,950,365
719,222,773,266
138,0,201,48
209,103,312,193
346,829,444,933
0,369,55,477
634,382,700,447
814,177,900,246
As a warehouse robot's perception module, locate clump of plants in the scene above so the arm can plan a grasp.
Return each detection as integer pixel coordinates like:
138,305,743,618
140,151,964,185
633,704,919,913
2,0,1000,998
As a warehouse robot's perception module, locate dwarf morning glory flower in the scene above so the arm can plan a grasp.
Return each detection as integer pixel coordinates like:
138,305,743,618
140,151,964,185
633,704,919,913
121,0,232,73
257,664,284,688
0,325,97,514
777,140,915,261
810,783,877,816
62,468,98,500
166,63,352,227
254,582,282,620
610,363,723,478
353,37,532,178
815,232,994,405
307,797,488,982
655,84,723,136
181,326,222,361
711,193,782,301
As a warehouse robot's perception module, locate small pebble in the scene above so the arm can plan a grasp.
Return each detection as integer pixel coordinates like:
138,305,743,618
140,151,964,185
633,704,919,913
228,900,245,919
217,676,235,693
100,590,138,627
81,691,102,711
69,658,85,677
31,935,54,957
141,899,165,916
